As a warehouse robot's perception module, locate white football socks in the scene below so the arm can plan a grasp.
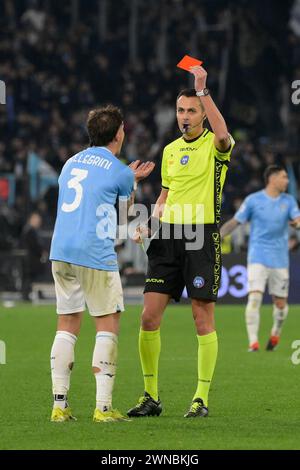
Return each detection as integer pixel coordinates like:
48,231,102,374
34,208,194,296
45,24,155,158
271,304,288,337
51,330,77,409
245,292,263,345
92,331,118,412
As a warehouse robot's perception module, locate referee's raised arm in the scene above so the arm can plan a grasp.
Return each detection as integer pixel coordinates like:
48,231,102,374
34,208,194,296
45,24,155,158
190,65,231,152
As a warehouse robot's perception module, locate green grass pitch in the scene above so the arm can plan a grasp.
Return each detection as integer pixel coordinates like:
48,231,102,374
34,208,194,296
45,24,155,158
0,303,299,450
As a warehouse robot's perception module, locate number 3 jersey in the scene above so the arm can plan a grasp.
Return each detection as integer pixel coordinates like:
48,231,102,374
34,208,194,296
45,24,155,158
50,146,134,271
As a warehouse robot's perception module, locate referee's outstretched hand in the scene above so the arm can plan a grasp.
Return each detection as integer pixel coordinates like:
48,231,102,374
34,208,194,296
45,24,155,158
129,160,155,182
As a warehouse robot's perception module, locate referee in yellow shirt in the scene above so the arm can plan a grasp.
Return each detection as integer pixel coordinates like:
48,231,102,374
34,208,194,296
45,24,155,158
127,66,235,418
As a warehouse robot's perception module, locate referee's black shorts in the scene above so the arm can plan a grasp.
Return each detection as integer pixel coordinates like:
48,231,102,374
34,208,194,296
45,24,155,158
143,223,222,302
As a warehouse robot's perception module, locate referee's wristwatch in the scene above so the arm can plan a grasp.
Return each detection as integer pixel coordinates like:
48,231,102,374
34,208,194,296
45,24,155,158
196,88,210,97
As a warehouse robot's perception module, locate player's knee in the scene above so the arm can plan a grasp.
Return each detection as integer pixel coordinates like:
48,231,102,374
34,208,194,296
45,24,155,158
194,316,214,335
141,317,160,331
247,292,263,311
92,366,101,374
274,298,286,310
196,324,213,336
141,307,160,331
58,317,81,336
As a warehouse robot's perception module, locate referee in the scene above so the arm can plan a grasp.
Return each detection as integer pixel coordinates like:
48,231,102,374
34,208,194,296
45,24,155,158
127,66,235,418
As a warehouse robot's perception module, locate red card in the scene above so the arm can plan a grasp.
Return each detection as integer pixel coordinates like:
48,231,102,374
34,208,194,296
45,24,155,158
177,55,203,72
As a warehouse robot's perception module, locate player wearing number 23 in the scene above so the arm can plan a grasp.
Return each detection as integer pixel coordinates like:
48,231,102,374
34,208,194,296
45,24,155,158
220,165,300,352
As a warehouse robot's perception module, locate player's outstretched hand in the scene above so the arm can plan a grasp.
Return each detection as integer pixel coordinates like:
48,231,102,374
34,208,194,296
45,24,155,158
190,65,207,91
129,161,155,182
289,219,300,229
132,224,150,244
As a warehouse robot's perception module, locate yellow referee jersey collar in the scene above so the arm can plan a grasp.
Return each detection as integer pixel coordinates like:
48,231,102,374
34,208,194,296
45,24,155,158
182,128,208,144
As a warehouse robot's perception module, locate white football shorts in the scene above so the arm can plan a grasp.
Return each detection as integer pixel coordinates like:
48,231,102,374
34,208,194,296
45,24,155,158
52,261,124,316
247,263,289,298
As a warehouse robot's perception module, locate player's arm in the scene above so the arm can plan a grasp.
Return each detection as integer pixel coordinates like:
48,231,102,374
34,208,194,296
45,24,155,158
128,160,155,211
133,188,168,244
220,196,252,239
133,147,169,244
220,218,240,239
118,161,155,226
290,216,300,229
190,65,231,152
288,197,300,229
152,188,168,219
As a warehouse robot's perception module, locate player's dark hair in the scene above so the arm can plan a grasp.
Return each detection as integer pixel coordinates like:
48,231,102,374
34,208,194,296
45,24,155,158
86,105,123,146
264,165,286,185
177,88,205,112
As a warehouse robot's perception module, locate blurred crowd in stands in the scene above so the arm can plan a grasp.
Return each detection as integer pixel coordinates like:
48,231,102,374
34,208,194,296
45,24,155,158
0,0,299,264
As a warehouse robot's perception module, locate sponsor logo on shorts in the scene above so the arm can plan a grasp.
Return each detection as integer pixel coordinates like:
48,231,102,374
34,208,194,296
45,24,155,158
180,155,189,165
193,276,205,288
146,278,165,283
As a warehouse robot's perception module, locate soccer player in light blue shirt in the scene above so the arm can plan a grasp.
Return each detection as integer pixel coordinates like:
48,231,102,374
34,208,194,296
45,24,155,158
50,140,133,271
49,105,155,422
221,165,300,351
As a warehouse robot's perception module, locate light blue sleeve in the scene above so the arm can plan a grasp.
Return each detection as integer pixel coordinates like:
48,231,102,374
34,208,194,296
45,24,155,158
117,166,134,200
234,195,253,224
288,196,300,220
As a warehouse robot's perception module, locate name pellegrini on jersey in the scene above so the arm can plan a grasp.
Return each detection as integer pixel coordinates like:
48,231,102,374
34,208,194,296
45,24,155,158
69,153,112,170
